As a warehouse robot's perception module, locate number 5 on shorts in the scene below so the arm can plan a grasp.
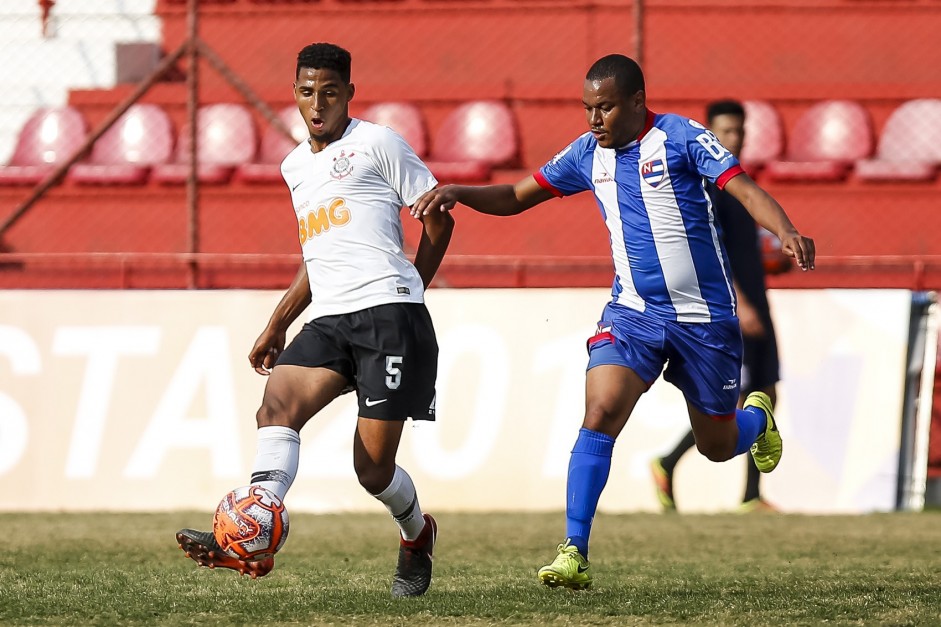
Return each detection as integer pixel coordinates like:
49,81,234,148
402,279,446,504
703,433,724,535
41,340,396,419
385,356,403,389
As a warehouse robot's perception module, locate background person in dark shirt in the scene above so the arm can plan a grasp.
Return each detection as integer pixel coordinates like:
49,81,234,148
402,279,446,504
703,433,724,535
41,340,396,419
650,99,781,513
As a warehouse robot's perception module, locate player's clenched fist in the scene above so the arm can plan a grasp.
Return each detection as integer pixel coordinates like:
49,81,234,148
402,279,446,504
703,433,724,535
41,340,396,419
248,328,285,375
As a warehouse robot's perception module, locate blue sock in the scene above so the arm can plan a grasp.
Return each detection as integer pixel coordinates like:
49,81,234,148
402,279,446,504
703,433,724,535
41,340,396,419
565,428,615,559
733,406,766,456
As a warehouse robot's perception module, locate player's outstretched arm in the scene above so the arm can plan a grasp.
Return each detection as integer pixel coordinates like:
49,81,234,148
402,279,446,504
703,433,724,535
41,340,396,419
410,176,554,218
724,174,816,271
413,207,455,288
248,262,312,375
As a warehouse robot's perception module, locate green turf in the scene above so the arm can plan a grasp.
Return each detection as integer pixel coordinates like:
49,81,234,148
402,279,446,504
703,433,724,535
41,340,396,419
0,511,939,625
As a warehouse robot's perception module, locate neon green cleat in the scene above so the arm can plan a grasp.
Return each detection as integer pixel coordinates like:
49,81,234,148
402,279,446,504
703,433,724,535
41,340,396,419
537,539,592,590
650,458,676,511
737,498,779,514
746,391,782,473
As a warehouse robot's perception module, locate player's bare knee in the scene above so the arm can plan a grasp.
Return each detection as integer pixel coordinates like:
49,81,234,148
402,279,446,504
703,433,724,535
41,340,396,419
354,461,394,494
582,404,624,436
696,439,735,463
256,396,291,428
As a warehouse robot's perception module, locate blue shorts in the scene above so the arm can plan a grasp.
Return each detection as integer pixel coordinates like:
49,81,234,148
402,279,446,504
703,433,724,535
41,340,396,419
586,302,743,416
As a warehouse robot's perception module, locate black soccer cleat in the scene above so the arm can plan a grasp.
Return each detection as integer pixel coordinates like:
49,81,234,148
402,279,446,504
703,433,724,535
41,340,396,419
176,528,274,579
391,513,437,598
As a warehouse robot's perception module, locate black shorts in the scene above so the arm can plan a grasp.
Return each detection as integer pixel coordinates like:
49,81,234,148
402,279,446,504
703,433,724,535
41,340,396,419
741,314,780,393
276,302,438,421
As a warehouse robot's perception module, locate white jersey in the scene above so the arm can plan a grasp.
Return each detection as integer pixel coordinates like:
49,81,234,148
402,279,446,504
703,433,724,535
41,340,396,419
280,119,437,320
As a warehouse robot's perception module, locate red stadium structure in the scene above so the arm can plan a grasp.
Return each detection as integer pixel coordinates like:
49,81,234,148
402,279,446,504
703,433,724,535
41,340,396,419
0,0,940,292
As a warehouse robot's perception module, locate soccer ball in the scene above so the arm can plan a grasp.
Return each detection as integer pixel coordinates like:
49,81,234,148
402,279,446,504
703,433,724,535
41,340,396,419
212,485,289,561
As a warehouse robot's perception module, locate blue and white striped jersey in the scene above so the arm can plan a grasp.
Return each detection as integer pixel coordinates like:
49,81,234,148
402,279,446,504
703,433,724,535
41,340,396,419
536,111,745,323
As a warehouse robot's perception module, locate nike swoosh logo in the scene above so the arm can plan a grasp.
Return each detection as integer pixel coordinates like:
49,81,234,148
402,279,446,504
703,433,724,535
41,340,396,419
291,182,302,191
577,565,589,573
364,398,388,407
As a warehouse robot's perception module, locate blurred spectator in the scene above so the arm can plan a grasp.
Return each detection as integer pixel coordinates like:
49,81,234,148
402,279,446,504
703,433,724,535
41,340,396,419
651,99,782,514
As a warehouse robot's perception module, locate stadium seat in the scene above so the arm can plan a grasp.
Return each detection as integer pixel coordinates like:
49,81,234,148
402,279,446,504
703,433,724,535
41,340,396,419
235,106,308,184
764,100,874,182
0,106,88,185
151,103,258,185
425,100,520,182
855,99,941,182
361,102,429,157
69,104,174,185
740,100,784,175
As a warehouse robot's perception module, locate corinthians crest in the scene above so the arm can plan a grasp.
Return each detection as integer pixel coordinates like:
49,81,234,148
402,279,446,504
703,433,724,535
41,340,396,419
331,150,355,180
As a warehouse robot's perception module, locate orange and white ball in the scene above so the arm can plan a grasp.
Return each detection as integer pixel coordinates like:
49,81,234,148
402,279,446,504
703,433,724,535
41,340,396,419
212,485,289,561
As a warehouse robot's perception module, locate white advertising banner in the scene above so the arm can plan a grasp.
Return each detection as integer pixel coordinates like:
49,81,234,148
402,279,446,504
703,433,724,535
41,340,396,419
0,288,910,514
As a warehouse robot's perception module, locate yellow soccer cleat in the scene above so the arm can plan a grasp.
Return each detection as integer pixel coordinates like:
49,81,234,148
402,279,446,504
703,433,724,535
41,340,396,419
650,458,676,511
737,498,779,514
537,539,592,590
746,391,782,473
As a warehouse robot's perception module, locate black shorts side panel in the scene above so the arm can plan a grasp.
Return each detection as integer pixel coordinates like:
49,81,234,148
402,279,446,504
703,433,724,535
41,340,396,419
276,318,356,382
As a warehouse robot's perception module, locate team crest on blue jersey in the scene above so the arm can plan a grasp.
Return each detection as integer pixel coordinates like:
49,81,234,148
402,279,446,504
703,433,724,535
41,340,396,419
640,159,666,188
331,150,355,180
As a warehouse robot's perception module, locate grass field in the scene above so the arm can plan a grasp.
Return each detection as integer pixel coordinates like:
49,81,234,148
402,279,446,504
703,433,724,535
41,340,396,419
1,511,939,626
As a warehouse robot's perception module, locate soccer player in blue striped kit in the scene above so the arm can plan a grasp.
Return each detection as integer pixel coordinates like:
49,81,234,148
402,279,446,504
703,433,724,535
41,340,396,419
412,54,815,589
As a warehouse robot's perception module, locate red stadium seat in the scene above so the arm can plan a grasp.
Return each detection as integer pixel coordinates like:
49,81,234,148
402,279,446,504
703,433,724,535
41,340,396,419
235,106,308,184
764,100,874,182
361,102,429,157
740,100,784,175
425,100,520,182
69,104,174,185
151,103,258,185
855,99,941,182
0,106,88,185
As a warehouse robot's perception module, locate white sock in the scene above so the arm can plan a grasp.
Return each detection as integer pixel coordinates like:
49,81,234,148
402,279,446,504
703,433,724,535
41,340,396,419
373,465,425,541
249,425,301,501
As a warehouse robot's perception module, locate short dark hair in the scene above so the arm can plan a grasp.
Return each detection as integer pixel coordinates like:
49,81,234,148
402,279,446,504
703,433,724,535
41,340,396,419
706,99,745,124
586,54,645,96
296,43,352,82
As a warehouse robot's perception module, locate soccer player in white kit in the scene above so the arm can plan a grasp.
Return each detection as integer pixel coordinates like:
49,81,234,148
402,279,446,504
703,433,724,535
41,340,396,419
176,43,453,598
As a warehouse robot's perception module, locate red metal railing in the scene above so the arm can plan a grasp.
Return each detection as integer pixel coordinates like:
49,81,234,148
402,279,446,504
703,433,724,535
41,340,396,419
2,253,940,291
